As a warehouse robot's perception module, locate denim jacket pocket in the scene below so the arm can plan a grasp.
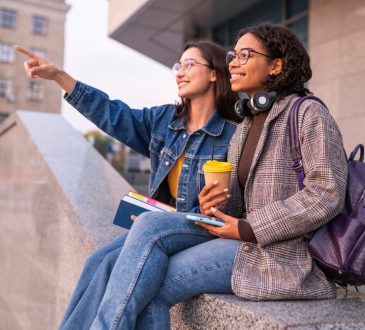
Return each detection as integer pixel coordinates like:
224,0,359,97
149,134,165,158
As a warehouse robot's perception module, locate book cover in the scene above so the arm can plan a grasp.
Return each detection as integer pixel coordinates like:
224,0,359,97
113,192,176,229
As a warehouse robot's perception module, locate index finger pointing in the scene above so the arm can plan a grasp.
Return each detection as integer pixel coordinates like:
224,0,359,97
14,45,36,59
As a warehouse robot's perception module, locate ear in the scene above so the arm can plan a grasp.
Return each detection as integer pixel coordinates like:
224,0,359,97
210,69,217,82
270,58,283,76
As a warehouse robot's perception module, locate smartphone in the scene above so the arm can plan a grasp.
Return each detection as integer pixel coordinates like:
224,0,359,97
186,214,224,227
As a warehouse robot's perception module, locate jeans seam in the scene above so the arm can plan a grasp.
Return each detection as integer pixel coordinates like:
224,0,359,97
110,229,213,329
161,264,233,288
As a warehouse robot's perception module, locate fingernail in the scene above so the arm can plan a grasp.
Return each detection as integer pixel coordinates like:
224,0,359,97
223,188,228,192
227,194,231,198
213,181,218,185
211,207,217,212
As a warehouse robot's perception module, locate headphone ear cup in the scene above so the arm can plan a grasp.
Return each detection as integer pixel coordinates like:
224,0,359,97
234,100,245,118
234,99,251,118
251,91,277,112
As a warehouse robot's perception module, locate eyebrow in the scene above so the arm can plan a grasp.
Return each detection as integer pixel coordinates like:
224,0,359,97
180,58,196,63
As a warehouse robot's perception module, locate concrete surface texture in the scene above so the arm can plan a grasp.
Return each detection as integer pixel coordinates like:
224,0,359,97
0,111,128,329
171,291,365,330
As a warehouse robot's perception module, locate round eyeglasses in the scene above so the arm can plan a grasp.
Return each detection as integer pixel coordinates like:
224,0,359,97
226,48,274,66
172,58,212,75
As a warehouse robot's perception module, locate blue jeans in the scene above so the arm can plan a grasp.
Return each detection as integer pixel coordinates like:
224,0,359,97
60,212,239,329
59,233,127,329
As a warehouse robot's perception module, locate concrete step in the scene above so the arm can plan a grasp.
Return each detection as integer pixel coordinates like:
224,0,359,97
171,289,365,330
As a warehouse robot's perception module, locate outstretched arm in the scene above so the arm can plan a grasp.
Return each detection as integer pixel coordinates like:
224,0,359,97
14,45,76,94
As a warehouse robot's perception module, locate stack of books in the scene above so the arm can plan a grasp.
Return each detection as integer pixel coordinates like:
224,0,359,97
113,191,176,229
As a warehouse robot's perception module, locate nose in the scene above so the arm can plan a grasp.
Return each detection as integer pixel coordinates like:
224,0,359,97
228,57,239,69
175,69,185,78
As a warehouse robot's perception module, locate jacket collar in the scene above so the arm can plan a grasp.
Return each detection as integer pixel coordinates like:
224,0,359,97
169,111,226,137
265,94,298,124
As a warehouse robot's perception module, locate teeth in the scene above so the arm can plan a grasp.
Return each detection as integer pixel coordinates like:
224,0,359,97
178,82,189,87
231,74,244,79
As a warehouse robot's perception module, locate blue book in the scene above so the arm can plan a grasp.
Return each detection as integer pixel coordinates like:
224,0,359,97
113,193,176,229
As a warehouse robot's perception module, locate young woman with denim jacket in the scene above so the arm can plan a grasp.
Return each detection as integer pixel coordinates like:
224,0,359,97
16,41,239,212
16,41,240,328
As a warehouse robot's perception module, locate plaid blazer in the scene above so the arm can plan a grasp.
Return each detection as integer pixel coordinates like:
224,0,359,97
222,94,348,300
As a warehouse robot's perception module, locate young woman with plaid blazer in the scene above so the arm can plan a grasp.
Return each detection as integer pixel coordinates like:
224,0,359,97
198,23,348,300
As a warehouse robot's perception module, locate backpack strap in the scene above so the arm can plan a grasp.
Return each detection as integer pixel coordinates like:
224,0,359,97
289,96,327,190
349,144,364,162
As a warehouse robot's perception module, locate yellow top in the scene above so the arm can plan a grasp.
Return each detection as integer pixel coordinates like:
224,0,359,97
202,160,233,173
168,150,186,199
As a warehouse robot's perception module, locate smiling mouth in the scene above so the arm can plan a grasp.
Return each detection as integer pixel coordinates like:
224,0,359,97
230,73,245,81
178,81,189,88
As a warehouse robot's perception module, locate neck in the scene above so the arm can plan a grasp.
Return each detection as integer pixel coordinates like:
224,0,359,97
186,90,216,132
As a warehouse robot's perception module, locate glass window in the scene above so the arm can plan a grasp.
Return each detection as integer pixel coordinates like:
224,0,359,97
286,0,309,18
0,42,14,63
30,47,46,58
0,8,16,29
27,81,44,101
288,16,308,49
212,0,309,50
229,0,282,44
0,76,11,98
32,15,48,35
0,113,8,124
212,25,228,47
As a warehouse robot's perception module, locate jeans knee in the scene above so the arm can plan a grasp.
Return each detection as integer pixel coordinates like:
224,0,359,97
136,211,164,223
134,212,171,231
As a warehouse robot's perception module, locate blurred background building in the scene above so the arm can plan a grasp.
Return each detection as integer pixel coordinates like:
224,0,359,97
0,0,70,123
108,0,365,153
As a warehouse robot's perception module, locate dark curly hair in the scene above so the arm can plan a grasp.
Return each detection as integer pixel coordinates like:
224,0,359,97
176,40,241,122
237,23,312,97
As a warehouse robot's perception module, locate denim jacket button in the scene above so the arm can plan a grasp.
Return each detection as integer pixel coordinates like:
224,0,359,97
165,161,169,166
183,133,187,139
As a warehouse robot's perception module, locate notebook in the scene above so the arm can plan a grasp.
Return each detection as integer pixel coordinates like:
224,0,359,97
113,191,176,229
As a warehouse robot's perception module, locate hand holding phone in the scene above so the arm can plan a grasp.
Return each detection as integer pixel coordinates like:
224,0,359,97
186,214,224,227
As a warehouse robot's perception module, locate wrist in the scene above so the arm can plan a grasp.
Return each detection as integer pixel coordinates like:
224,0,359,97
54,69,76,95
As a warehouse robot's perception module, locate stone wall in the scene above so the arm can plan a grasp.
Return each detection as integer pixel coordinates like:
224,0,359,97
0,111,130,329
309,0,365,152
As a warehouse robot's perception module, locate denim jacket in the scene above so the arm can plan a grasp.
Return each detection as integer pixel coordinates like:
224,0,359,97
65,81,237,212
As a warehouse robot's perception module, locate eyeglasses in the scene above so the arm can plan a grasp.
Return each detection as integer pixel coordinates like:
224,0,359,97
172,58,212,75
226,48,274,66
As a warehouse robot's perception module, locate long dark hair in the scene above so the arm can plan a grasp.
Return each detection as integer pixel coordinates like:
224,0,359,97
237,23,312,97
176,40,241,122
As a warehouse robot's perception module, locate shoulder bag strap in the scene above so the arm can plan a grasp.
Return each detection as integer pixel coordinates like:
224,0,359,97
289,95,327,190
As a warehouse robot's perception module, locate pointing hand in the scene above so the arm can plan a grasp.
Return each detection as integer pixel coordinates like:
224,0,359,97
14,45,76,94
14,45,60,80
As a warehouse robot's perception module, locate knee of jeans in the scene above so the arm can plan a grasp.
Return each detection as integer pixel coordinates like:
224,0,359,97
134,211,169,230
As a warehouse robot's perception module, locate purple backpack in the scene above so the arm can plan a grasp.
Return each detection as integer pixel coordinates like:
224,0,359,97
289,96,365,287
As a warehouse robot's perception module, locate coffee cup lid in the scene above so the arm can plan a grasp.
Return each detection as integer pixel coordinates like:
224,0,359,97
203,160,232,172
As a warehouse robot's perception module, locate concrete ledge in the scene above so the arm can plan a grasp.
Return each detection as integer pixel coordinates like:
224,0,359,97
0,111,131,329
171,292,365,329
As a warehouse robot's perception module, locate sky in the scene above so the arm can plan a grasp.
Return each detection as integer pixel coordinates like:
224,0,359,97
62,0,177,133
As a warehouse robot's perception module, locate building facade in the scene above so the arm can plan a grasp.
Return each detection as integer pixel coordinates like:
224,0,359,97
107,0,365,152
0,0,70,122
